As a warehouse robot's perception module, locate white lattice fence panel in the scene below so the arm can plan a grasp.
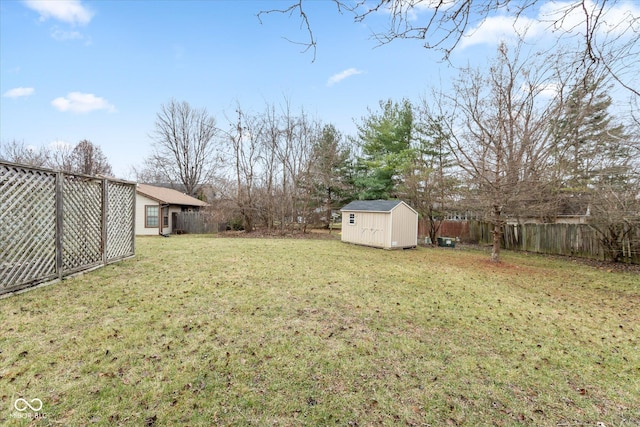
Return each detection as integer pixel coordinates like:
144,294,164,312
62,176,103,273
0,163,57,294
106,181,135,261
1,161,136,295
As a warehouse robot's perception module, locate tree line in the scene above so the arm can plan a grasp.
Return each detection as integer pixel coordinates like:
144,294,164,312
132,42,638,263
2,45,637,263
0,139,113,177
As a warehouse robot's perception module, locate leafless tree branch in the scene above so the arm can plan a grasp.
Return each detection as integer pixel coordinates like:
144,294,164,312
261,0,638,95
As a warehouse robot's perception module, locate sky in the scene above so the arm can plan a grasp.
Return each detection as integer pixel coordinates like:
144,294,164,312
1,0,638,178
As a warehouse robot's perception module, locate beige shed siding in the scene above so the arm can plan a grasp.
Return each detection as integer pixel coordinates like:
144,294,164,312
359,211,388,248
341,213,358,243
341,211,387,247
341,201,418,249
390,204,418,248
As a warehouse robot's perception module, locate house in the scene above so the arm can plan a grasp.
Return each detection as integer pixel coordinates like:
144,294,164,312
136,183,208,235
340,200,418,249
505,197,592,225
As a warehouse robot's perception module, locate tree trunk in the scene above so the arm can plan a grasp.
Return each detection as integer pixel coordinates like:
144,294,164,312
326,188,333,233
491,204,502,262
427,206,441,245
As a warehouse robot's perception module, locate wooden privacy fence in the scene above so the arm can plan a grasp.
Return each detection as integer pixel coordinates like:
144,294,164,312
468,220,640,264
174,211,223,234
0,161,136,295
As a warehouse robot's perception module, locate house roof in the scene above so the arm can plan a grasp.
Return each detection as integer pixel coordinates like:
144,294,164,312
341,199,408,213
137,183,208,207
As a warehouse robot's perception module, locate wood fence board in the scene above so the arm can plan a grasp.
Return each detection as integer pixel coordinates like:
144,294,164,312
174,211,221,234
465,220,639,264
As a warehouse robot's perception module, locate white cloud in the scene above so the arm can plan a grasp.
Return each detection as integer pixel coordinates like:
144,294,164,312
327,68,364,87
51,28,83,41
520,81,560,98
380,0,456,21
50,27,92,45
23,0,94,25
459,15,540,49
538,82,560,98
49,140,73,150
51,92,116,114
3,87,35,98
540,0,640,36
460,0,640,49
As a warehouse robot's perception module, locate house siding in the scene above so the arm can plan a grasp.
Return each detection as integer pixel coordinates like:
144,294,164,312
135,194,159,236
136,194,194,235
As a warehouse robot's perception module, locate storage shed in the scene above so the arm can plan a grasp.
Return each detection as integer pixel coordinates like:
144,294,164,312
340,200,418,249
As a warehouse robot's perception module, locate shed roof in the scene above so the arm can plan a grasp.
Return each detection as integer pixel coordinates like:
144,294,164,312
137,183,208,207
341,199,406,213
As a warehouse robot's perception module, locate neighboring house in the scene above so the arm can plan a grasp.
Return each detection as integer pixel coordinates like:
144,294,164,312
141,182,218,203
136,183,208,236
340,200,418,249
505,198,591,225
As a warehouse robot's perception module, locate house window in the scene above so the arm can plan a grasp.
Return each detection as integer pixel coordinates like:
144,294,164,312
145,205,159,228
163,207,169,227
349,213,356,225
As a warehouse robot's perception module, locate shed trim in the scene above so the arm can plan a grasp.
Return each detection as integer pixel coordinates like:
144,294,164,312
340,200,417,215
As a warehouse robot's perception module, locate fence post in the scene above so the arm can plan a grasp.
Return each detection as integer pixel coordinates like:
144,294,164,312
55,171,63,280
131,183,136,255
102,178,109,265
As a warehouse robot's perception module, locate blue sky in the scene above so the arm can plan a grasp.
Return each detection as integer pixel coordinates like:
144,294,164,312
1,0,638,178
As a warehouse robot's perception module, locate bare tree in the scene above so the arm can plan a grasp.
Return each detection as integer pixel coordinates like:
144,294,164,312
441,43,562,262
49,143,74,173
220,100,323,233
552,70,640,261
150,99,218,197
286,108,320,233
0,140,49,167
69,139,113,176
261,0,639,95
588,174,640,262
259,103,281,230
272,102,316,233
129,158,171,184
227,106,264,232
0,139,113,176
252,100,318,233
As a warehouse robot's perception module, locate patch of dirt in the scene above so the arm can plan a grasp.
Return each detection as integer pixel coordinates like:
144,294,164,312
449,243,640,274
546,254,640,274
218,228,340,240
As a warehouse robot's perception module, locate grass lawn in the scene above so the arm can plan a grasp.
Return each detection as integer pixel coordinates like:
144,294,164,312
1,235,639,426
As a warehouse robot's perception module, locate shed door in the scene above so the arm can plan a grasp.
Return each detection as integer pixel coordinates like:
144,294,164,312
361,213,385,246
